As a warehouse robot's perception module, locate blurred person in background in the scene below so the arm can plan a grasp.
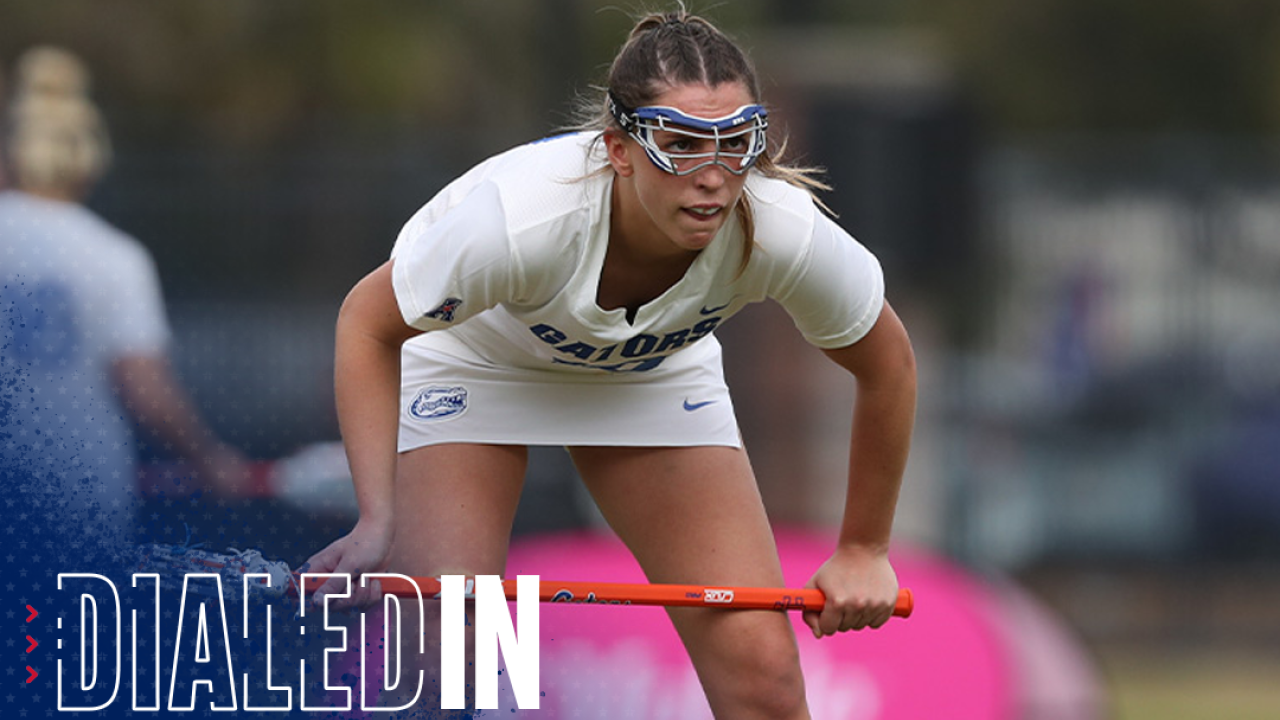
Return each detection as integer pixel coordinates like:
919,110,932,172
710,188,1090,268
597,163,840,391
0,46,250,559
307,8,916,717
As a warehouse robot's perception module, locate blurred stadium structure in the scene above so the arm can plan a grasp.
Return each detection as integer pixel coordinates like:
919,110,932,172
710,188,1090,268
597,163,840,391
952,139,1280,568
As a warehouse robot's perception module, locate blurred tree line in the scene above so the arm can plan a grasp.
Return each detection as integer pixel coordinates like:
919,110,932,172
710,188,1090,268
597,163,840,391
5,0,1279,138
3,0,1279,300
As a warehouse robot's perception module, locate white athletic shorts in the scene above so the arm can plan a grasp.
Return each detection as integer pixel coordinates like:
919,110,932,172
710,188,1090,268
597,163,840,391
397,331,741,451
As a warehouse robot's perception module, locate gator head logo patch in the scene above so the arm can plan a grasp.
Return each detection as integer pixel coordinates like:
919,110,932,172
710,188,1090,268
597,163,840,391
423,297,463,323
409,385,468,421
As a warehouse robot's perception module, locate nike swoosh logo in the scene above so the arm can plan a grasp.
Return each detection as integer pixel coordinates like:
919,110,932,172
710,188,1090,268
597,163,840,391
683,399,718,412
699,301,732,315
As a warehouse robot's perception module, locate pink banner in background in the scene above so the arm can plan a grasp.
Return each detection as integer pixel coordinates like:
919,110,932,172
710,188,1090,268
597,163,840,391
508,528,1013,719
331,528,1103,718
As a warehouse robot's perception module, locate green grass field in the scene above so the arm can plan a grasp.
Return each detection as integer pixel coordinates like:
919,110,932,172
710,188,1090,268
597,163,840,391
1022,564,1280,720
1101,645,1280,720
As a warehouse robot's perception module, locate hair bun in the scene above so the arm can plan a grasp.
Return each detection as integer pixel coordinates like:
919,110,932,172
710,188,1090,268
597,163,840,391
5,46,111,193
14,46,91,99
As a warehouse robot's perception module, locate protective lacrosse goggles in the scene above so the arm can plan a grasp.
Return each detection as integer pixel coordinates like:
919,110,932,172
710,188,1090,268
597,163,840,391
609,91,768,176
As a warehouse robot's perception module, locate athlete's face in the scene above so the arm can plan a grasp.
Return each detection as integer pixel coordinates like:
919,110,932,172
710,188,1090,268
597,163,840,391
607,82,754,254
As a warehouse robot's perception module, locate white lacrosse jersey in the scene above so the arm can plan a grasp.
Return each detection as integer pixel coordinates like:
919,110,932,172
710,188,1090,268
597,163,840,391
0,190,171,547
390,132,883,448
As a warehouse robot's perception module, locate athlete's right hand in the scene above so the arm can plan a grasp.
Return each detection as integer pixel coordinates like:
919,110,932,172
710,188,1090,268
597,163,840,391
303,516,394,611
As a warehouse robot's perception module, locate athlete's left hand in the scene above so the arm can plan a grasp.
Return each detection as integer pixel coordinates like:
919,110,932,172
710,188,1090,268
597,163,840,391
802,544,899,638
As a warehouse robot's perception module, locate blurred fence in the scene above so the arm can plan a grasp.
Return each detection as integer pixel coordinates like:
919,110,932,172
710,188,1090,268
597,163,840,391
91,129,459,459
166,298,340,456
91,123,1280,569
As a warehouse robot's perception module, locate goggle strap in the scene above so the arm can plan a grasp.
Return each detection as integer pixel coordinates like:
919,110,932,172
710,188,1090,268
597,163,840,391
607,90,639,133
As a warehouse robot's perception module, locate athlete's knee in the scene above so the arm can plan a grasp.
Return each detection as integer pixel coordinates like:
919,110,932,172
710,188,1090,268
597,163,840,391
707,627,807,717
739,652,807,715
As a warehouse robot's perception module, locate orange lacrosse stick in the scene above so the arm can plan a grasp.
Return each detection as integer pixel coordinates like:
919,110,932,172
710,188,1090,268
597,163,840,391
304,576,914,618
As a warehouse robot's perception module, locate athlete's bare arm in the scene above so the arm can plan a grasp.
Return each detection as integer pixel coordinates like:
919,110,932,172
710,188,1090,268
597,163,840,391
306,259,422,608
804,300,916,636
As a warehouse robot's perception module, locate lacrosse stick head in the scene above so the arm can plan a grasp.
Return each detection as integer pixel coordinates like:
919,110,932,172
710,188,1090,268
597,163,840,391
131,542,294,602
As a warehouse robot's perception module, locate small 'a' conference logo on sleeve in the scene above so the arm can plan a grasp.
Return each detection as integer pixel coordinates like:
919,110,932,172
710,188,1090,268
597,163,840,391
424,297,463,323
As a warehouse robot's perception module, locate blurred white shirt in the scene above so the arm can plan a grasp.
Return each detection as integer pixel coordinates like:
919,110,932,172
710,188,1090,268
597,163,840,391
0,190,170,554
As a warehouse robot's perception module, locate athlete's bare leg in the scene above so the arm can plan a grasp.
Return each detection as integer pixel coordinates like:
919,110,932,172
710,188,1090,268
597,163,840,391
570,444,810,720
380,443,527,716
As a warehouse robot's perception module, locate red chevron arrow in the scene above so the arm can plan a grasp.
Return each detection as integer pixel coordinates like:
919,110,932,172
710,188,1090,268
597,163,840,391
26,666,38,684
27,635,38,653
26,605,38,622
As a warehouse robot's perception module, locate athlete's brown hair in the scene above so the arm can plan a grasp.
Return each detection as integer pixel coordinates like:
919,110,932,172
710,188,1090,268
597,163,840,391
574,7,830,271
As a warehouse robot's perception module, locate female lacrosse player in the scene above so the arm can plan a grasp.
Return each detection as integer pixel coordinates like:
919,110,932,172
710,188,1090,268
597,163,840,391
307,9,916,718
0,47,249,554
